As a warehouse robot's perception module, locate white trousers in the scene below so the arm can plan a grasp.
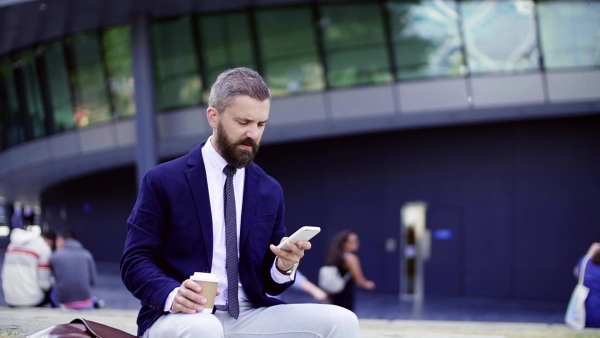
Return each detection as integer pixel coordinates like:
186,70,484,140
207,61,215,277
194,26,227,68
142,302,360,338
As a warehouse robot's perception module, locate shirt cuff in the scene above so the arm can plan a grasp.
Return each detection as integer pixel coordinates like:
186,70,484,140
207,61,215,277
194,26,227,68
164,287,179,313
271,259,295,283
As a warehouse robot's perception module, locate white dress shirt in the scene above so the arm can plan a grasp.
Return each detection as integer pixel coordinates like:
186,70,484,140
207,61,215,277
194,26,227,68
202,136,247,306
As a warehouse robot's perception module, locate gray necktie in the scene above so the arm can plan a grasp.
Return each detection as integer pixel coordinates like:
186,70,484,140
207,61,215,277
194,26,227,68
223,165,239,319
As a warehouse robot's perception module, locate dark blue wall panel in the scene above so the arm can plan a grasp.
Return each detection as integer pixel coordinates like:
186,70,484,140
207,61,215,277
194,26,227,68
41,114,600,302
41,166,137,262
258,114,600,301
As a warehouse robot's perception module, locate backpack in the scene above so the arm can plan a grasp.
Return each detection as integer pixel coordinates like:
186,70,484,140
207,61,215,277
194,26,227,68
318,265,350,294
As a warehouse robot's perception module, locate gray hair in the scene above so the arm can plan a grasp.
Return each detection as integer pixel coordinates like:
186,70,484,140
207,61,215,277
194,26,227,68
208,67,271,113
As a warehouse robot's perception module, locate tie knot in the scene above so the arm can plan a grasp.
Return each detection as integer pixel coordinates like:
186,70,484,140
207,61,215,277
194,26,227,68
223,165,237,178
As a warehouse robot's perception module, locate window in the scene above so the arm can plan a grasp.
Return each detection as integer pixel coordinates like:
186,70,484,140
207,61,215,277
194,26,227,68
198,12,257,103
0,60,24,146
320,3,392,87
66,33,111,127
255,7,325,96
388,0,465,80
0,61,11,149
44,42,75,132
103,25,135,118
460,0,540,74
152,17,201,110
538,0,600,69
20,50,46,139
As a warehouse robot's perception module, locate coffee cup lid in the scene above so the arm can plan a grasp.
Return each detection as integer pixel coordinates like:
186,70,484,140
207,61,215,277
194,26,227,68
190,272,219,282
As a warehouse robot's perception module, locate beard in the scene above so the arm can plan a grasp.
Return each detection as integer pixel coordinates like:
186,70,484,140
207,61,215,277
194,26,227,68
216,122,259,168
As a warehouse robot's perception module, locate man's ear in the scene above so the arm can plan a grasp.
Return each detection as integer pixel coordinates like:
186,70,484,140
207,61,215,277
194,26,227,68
207,107,218,129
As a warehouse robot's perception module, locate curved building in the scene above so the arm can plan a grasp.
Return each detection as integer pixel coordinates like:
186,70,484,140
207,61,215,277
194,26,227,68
1,0,599,302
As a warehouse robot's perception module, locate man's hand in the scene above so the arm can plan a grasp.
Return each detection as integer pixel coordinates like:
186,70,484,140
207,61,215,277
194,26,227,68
270,237,312,272
171,279,220,314
587,242,600,257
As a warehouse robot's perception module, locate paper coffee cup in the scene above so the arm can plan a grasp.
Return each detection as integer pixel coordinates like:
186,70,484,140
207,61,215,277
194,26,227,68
190,272,219,313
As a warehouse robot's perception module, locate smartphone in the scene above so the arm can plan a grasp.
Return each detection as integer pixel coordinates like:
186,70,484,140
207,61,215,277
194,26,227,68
277,226,321,251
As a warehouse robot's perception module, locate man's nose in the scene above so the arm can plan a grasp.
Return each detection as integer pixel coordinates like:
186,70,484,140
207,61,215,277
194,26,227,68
245,125,260,139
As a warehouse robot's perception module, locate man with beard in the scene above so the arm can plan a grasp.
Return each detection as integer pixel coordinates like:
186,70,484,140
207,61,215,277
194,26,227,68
121,67,359,338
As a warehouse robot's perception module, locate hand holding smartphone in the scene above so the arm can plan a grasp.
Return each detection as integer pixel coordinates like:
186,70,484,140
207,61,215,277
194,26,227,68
277,226,321,251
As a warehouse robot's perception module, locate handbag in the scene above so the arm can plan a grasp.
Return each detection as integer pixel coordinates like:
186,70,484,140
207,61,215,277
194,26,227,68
565,255,591,330
318,265,350,294
26,317,137,338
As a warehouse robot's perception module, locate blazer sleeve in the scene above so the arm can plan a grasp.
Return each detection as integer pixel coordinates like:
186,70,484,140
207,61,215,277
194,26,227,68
120,169,180,312
261,182,293,296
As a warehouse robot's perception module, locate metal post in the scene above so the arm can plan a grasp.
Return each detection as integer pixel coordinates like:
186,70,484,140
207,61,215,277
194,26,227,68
131,13,158,189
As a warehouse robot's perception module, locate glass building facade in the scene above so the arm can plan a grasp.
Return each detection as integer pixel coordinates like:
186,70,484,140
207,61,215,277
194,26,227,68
0,0,599,151
1,0,599,301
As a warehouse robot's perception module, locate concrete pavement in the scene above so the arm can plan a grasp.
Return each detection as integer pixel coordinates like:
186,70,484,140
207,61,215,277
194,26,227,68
1,307,600,338
1,249,599,337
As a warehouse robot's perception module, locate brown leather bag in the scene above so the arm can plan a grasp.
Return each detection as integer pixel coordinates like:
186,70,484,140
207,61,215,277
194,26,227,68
26,318,137,338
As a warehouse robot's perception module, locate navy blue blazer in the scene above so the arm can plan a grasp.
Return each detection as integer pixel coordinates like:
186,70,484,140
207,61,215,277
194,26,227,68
120,143,291,336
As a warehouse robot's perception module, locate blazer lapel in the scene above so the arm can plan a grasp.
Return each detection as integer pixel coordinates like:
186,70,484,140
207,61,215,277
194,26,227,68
185,144,214,268
239,163,258,254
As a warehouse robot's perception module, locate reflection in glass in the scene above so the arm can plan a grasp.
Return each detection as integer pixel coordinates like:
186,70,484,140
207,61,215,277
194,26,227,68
320,3,392,87
20,51,46,139
0,65,4,149
103,25,135,118
152,17,201,110
538,0,600,69
1,61,25,146
461,0,539,73
44,42,74,132
388,0,465,80
198,12,257,103
67,33,111,127
255,7,324,96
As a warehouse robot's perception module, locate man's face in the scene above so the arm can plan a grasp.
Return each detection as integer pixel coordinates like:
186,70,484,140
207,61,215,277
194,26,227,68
210,95,270,168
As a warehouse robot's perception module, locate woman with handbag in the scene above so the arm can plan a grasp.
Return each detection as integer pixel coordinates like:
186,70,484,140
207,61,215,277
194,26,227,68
324,230,375,311
571,242,600,328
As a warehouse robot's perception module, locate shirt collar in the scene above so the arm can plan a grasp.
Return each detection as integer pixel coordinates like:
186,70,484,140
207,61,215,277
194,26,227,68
203,136,228,174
